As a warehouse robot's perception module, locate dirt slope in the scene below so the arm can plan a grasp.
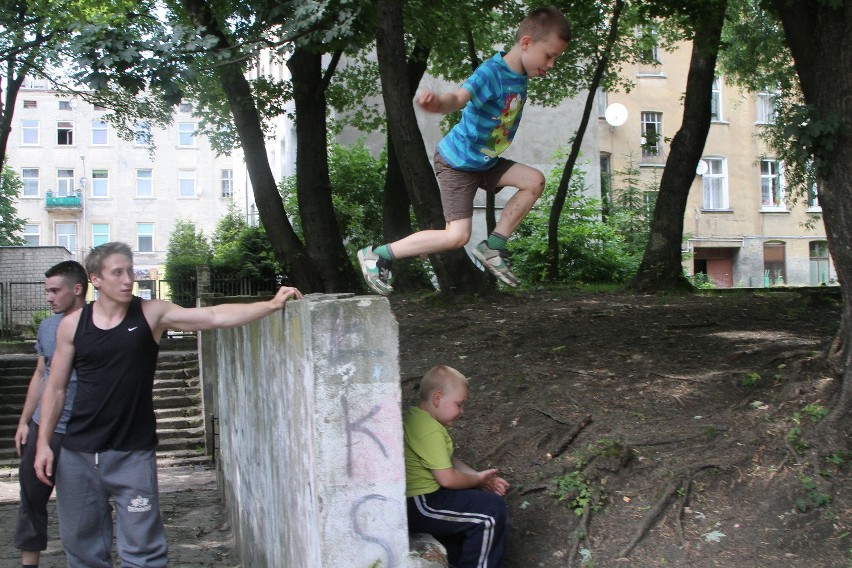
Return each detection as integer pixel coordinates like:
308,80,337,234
392,288,849,567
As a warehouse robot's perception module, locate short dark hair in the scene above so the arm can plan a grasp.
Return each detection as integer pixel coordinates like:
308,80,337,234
85,242,133,277
45,260,89,296
516,6,572,44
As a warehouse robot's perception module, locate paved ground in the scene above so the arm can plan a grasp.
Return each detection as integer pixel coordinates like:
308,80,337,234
0,465,239,567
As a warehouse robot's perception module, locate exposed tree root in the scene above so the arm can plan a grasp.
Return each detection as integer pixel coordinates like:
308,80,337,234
550,415,593,459
617,476,685,559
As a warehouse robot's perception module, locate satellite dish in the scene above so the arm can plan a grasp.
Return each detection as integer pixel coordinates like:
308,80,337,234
604,103,628,127
695,160,709,176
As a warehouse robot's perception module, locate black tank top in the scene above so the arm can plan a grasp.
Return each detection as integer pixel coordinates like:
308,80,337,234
64,296,160,451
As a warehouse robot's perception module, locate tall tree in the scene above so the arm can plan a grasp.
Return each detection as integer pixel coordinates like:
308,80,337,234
628,0,728,291
768,0,852,447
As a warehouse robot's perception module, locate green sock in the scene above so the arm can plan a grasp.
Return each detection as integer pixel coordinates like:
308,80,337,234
373,245,394,261
486,233,508,251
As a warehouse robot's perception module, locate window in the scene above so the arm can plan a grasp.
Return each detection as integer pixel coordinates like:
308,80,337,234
757,92,777,124
702,158,728,210
92,119,108,145
136,169,153,197
179,102,193,113
134,121,152,145
21,120,39,145
641,111,663,156
599,155,612,217
56,223,77,254
807,183,821,211
23,100,37,109
763,241,786,286
57,121,74,145
137,223,154,253
58,100,73,110
636,25,660,64
23,224,40,246
221,169,233,198
178,122,195,147
91,169,109,197
809,241,830,285
178,170,196,197
92,223,110,247
21,168,39,197
760,159,784,209
596,89,607,118
710,77,722,121
56,169,75,197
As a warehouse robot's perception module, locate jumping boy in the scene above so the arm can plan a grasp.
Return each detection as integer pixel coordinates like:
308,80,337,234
404,365,510,567
358,6,572,294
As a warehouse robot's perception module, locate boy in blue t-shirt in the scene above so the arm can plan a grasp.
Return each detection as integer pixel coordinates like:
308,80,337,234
359,6,571,294
404,365,510,567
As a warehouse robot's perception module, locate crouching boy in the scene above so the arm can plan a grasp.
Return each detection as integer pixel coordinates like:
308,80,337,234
404,365,510,567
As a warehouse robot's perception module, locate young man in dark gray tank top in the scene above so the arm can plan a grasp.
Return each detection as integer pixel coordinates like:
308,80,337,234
33,242,302,568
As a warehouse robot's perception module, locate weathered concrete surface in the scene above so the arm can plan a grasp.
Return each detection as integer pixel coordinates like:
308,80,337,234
207,293,410,567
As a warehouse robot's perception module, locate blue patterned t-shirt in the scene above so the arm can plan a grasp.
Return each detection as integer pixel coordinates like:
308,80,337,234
437,52,528,171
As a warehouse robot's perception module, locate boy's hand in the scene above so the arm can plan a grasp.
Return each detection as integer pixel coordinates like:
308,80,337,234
416,90,442,113
481,474,510,496
477,469,510,496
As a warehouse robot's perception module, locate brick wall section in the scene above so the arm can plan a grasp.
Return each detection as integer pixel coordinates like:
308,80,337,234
0,246,72,282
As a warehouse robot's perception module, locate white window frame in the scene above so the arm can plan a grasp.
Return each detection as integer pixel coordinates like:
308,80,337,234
137,223,154,253
641,111,663,157
221,169,233,198
91,119,109,145
23,224,40,246
710,77,722,121
21,168,39,198
760,159,785,210
134,121,152,146
56,169,75,197
91,169,109,198
702,158,728,210
55,222,77,254
57,121,75,145
178,122,196,147
21,120,39,145
757,92,777,125
92,223,110,247
178,170,196,198
136,168,153,198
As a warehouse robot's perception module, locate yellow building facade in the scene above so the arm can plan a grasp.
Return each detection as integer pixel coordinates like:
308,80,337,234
598,41,835,288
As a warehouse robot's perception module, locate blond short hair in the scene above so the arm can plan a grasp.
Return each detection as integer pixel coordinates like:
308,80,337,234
85,242,133,277
515,6,572,44
418,365,469,402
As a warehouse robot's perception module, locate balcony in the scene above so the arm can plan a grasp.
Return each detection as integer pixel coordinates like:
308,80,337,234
45,190,83,210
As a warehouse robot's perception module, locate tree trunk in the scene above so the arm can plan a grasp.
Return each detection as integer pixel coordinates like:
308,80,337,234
772,0,852,448
628,2,726,292
375,0,491,295
382,40,434,292
182,0,321,292
547,0,625,281
288,48,363,292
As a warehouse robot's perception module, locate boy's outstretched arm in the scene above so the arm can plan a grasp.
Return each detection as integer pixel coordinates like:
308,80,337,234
431,458,510,496
416,88,471,115
451,457,510,496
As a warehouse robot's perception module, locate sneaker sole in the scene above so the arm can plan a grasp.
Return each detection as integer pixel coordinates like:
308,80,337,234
471,248,520,287
357,249,393,295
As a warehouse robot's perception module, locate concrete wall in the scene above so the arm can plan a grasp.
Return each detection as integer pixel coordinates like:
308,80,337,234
203,294,410,567
0,246,72,282
0,246,73,331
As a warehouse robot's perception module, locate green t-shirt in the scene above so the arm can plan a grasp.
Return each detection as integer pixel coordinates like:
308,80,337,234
403,406,454,497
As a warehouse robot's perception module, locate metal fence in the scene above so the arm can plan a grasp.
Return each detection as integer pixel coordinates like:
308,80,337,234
0,276,280,340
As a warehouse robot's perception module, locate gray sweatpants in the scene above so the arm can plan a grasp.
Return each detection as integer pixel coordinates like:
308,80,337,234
56,448,167,568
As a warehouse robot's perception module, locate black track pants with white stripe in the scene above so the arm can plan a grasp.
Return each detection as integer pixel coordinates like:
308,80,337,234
407,488,508,568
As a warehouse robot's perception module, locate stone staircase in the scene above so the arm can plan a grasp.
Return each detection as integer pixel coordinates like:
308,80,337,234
0,350,210,477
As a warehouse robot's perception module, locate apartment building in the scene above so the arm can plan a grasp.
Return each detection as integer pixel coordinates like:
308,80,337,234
598,41,834,288
7,78,239,278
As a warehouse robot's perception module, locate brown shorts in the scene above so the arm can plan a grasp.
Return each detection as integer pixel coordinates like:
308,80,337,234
433,151,517,222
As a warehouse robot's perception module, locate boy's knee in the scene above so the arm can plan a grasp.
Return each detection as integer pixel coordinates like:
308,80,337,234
529,172,545,198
